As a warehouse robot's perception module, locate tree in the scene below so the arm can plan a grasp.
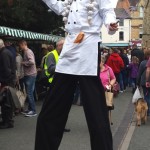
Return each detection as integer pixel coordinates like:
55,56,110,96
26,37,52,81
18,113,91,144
142,0,150,47
0,0,64,34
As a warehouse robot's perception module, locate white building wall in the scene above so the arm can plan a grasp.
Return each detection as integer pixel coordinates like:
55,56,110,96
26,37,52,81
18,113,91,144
101,19,131,45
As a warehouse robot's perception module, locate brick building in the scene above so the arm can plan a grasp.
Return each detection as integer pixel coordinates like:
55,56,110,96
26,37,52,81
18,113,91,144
142,0,150,47
117,0,144,46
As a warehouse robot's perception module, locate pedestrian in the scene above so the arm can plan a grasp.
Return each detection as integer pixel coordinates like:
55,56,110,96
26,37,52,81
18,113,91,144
145,48,150,87
127,49,132,86
106,49,124,85
35,0,118,150
127,49,131,63
100,56,116,90
43,39,64,86
105,48,113,63
128,56,139,93
47,44,54,52
137,49,150,116
0,39,16,129
16,48,24,91
119,48,129,92
100,55,116,109
5,41,16,61
19,40,37,117
131,44,144,64
37,47,49,88
40,47,49,69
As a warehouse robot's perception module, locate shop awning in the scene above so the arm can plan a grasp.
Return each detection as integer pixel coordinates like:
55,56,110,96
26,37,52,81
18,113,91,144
0,26,61,42
103,43,129,47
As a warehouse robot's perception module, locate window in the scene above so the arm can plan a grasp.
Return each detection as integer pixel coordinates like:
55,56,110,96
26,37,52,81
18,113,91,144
139,7,144,18
119,20,124,26
139,27,143,39
139,34,142,38
119,32,124,41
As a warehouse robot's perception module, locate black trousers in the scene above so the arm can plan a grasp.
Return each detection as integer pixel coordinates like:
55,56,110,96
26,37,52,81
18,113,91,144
35,73,113,150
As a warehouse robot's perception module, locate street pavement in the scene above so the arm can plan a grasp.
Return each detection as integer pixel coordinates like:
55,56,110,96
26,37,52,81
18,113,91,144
128,114,150,150
0,88,148,150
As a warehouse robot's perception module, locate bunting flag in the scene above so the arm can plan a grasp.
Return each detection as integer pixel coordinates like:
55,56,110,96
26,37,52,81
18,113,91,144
0,26,61,42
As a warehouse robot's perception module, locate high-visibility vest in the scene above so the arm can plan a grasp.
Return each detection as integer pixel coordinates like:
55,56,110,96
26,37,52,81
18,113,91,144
44,49,59,83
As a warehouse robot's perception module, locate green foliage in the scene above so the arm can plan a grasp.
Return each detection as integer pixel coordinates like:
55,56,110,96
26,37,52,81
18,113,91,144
0,0,64,34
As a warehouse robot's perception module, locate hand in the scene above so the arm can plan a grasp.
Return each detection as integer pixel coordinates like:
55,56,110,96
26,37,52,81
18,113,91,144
106,84,112,91
108,84,112,89
109,22,118,31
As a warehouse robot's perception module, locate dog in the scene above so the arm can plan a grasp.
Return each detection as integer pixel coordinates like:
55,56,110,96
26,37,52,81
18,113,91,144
135,98,148,126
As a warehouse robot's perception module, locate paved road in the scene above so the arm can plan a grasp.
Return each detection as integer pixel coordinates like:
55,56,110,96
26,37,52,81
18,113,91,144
0,88,133,150
128,114,150,150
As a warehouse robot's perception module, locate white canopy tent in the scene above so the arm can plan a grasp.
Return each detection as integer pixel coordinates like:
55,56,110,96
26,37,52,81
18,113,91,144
0,26,61,42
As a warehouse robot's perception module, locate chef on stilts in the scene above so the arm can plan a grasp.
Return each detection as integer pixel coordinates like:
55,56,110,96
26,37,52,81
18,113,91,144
35,0,118,150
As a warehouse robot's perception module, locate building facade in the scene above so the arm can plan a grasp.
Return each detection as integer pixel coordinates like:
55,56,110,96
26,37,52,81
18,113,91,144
101,8,131,48
130,0,144,41
142,0,150,47
98,0,145,48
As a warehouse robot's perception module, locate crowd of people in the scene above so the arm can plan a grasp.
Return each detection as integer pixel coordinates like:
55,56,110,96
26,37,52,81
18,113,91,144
0,37,149,127
100,45,150,119
1,37,150,149
0,38,71,130
101,45,144,93
0,39,38,129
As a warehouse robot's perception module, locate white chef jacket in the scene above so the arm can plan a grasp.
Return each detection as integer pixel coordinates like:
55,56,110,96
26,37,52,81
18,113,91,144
43,0,116,76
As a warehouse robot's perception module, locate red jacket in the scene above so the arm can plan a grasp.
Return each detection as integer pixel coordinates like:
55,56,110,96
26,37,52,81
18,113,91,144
106,53,124,74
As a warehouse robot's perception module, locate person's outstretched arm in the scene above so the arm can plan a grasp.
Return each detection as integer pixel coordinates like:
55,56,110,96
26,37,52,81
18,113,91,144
42,0,65,15
99,0,118,32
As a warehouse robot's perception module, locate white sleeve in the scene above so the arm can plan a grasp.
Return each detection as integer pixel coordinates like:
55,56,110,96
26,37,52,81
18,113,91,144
98,0,116,26
42,0,65,15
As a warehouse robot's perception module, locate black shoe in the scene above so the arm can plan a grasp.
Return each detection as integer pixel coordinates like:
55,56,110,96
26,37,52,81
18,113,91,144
0,123,14,129
64,128,71,132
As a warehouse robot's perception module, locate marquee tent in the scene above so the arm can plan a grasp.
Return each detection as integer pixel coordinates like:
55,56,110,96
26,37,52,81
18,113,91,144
0,26,61,42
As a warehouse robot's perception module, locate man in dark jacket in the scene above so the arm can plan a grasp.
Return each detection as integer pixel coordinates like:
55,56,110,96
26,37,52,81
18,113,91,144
119,49,129,91
131,44,144,64
0,39,16,129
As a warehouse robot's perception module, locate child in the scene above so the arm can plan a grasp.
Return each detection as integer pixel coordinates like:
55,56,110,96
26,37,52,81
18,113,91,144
128,56,139,93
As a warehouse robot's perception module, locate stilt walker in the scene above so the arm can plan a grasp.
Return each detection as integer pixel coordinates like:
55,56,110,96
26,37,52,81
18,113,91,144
35,0,118,150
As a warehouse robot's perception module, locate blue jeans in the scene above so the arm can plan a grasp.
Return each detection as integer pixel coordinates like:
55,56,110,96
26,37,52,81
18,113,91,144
142,86,150,115
119,73,124,91
122,70,128,90
131,78,136,89
24,76,36,112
